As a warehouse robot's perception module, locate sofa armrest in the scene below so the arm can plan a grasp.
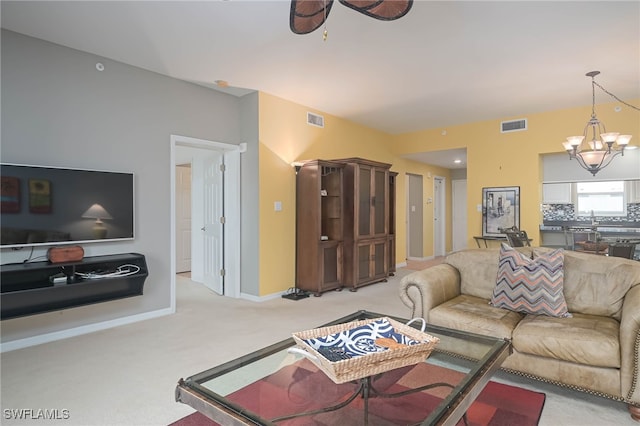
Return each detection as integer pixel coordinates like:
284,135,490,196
620,284,640,405
398,264,460,321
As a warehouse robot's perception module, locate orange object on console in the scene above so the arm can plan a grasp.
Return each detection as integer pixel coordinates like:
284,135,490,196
47,245,84,264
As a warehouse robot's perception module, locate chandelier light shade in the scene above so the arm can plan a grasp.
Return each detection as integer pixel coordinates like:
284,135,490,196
563,71,633,176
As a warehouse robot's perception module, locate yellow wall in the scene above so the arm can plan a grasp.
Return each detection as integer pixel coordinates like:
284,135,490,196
391,98,640,249
257,92,451,295
257,92,639,296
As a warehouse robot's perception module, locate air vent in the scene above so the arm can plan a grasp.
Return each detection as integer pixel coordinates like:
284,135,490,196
307,112,324,128
501,118,527,133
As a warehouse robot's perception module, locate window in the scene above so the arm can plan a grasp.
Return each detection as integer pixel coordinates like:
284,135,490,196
576,181,626,216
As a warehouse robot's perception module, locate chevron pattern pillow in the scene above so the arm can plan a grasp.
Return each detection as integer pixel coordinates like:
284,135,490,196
491,243,571,318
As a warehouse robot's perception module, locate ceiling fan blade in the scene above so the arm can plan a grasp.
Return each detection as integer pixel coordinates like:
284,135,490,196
290,0,335,34
339,0,413,20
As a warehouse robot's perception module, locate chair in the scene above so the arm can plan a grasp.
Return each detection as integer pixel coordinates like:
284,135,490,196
608,242,637,260
500,226,531,247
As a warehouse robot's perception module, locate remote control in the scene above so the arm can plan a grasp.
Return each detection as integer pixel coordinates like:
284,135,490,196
317,347,352,362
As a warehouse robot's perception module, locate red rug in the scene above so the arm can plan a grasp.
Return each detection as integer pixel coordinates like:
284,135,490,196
171,360,545,426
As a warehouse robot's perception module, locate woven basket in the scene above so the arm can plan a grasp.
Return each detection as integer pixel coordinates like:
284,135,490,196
292,317,439,384
576,241,608,252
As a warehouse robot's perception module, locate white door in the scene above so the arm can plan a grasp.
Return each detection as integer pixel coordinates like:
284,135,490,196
452,179,468,252
203,152,224,295
175,165,192,273
434,177,446,256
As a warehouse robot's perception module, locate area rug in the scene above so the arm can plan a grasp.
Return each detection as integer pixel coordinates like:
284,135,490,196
170,360,545,426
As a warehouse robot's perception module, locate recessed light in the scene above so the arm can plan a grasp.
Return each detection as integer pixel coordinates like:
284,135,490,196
454,159,462,164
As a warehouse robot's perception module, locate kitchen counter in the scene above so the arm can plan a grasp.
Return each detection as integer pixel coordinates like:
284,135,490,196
540,223,640,254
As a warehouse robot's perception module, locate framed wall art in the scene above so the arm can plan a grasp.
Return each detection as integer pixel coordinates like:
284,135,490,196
482,186,520,237
1,176,21,213
29,178,52,214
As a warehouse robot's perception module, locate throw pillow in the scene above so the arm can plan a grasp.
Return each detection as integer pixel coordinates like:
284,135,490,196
491,243,571,318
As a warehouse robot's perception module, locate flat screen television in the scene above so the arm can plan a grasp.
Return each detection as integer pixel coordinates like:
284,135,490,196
1,163,135,249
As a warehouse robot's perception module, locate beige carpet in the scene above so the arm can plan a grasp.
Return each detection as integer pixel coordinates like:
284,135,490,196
0,266,635,426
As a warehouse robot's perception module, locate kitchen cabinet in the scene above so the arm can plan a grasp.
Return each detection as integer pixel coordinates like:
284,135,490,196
543,183,572,203
627,180,640,203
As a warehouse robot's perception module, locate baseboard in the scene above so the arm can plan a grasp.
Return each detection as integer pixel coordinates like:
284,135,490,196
240,291,288,303
0,307,173,353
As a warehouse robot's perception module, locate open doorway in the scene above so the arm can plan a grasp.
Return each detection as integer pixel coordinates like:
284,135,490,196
406,173,424,260
175,164,192,275
170,135,243,312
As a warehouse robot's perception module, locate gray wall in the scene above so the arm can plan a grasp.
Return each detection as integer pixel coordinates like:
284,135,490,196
239,93,260,296
1,30,259,344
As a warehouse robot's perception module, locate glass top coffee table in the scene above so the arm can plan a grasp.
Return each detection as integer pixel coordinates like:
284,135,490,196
175,310,510,426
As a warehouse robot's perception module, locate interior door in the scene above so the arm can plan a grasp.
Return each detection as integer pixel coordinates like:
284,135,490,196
203,152,224,295
175,165,192,273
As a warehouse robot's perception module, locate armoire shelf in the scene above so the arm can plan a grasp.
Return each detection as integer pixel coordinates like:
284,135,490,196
1,252,148,320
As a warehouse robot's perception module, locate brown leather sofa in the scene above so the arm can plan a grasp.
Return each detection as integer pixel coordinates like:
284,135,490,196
399,247,640,420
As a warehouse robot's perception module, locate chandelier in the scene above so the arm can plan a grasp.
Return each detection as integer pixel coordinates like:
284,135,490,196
563,71,634,176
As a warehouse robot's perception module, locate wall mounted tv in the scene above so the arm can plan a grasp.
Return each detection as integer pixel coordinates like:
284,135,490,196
1,163,135,249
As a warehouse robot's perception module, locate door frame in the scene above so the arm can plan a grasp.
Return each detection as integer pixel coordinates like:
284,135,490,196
170,135,243,311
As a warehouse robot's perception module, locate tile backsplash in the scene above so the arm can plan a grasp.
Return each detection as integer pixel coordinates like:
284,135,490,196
543,203,640,223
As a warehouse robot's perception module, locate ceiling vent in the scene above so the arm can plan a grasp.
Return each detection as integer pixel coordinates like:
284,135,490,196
501,118,527,133
307,112,324,128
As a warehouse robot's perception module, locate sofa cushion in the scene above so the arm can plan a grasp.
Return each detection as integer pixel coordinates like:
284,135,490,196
445,247,534,300
534,248,640,320
491,244,570,318
512,313,620,368
429,294,523,339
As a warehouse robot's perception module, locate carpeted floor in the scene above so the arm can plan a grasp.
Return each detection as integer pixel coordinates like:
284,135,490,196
169,360,545,426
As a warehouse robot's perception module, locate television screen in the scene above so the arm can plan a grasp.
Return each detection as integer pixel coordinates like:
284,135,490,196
1,163,135,248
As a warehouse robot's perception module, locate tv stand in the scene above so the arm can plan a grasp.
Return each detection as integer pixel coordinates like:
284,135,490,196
1,253,148,320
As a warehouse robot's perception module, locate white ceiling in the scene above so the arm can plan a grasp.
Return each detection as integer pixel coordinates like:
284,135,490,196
2,1,639,169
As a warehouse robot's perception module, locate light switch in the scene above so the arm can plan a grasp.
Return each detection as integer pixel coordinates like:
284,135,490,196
274,201,282,212
411,205,416,212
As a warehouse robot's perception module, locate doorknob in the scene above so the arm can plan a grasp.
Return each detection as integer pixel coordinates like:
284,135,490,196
201,226,206,231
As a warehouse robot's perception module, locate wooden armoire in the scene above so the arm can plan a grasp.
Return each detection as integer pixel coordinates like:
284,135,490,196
295,157,395,296
295,160,346,296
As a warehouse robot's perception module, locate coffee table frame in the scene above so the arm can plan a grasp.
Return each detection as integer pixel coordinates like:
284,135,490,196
175,310,510,426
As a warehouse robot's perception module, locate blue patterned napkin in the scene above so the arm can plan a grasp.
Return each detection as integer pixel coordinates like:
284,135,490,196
304,318,422,358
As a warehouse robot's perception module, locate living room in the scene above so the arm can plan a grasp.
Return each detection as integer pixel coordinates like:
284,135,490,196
1,1,640,425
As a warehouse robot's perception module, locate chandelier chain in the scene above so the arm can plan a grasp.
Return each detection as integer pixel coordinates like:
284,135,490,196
593,81,640,112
